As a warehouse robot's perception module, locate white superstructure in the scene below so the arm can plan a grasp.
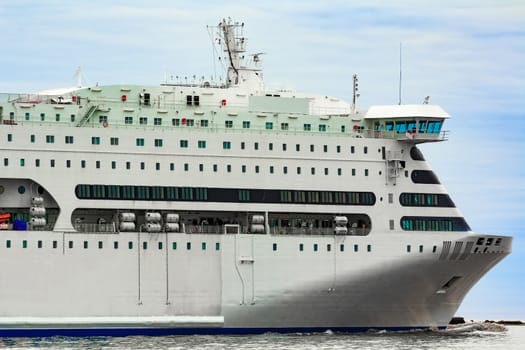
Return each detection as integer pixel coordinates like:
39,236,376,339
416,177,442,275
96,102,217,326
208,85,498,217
0,19,512,336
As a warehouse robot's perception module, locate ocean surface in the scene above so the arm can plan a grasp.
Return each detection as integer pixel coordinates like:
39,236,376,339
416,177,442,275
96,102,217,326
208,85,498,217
0,326,524,350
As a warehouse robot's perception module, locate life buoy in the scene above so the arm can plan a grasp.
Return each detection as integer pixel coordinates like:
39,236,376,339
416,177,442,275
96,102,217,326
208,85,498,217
102,121,108,128
221,99,227,106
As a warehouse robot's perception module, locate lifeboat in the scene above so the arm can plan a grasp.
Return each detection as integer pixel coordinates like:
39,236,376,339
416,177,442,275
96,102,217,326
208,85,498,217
0,213,10,224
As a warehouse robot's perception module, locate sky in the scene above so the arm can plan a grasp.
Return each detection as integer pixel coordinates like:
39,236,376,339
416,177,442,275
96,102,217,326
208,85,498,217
1,0,524,320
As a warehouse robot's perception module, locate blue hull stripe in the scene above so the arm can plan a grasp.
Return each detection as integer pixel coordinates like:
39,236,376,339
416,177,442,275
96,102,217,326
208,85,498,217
0,326,444,338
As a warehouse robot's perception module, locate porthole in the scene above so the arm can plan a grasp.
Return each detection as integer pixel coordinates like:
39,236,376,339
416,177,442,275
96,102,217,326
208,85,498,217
18,185,25,194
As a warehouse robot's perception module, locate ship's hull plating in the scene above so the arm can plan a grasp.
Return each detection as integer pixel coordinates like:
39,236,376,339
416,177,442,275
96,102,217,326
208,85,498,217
0,230,511,336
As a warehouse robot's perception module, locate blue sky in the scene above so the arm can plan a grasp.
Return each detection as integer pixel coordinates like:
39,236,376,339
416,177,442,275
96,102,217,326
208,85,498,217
1,1,524,320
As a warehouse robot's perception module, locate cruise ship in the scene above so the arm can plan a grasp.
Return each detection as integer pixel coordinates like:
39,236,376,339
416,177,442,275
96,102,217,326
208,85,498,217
0,19,512,336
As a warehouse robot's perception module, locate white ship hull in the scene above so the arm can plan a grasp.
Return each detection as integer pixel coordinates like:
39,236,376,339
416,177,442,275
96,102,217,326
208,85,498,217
0,230,511,336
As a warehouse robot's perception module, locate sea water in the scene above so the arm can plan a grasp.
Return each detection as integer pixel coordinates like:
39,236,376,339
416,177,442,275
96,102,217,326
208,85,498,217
0,326,523,350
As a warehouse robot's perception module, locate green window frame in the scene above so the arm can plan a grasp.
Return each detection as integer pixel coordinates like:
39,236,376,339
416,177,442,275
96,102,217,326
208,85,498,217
91,136,100,145
223,141,231,149
198,140,206,148
136,138,144,146
265,122,273,130
154,139,163,147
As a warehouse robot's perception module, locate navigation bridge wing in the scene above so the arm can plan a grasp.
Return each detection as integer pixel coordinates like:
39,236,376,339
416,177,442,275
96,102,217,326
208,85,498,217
364,104,450,143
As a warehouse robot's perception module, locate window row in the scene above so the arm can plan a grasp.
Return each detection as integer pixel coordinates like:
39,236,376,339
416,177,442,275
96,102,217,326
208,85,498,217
399,193,455,207
75,184,377,206
400,216,471,232
295,243,372,253
5,134,372,156
5,157,372,177
3,239,219,251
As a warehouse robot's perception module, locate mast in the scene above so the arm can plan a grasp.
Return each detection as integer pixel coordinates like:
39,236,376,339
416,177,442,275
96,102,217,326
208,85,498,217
215,18,264,91
351,74,359,113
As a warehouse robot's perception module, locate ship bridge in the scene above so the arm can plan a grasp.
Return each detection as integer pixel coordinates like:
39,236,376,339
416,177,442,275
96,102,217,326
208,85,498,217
363,104,450,143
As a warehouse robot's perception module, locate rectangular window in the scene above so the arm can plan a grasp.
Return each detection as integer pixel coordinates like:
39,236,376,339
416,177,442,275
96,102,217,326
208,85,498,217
269,166,274,174
126,161,131,170
269,143,273,151
241,142,245,150
265,122,273,130
184,163,189,171
227,164,232,173
81,160,86,168
354,244,358,252
281,123,289,130
140,162,145,170
7,134,12,142
46,135,55,143
98,241,103,249
282,143,287,151
255,165,259,173
55,114,60,122
364,146,368,154
91,136,100,145
296,166,301,175
199,163,204,172
365,169,369,176
158,242,163,250
6,240,11,248
272,243,277,251
156,162,161,171
114,241,119,249
3,158,8,166
296,144,300,152
283,166,288,174
187,242,191,250
319,124,326,132
213,164,218,172
154,139,163,147
69,241,74,249
65,136,74,144
242,165,246,173
96,160,100,169
327,244,331,252
215,242,220,251
310,144,314,152
84,241,88,249
35,159,40,167
136,138,144,146
139,117,148,125
143,242,148,250
198,140,206,148
337,168,342,176
25,112,30,121
172,242,177,250
71,114,75,122
324,168,329,175
336,145,341,153
98,115,107,123
22,240,27,248
299,243,304,251
154,117,162,125
200,119,209,127
53,241,58,249
351,146,355,154
50,159,55,168
30,134,35,143
340,244,344,252
223,141,231,149
242,121,250,128
125,116,133,124
254,142,259,150
352,168,356,176
20,159,25,167
128,241,133,249
323,145,328,152
110,137,119,145
303,123,311,131
172,118,180,126
311,167,315,175
66,160,71,168
40,113,45,121
202,242,207,250
314,243,318,252
225,120,233,128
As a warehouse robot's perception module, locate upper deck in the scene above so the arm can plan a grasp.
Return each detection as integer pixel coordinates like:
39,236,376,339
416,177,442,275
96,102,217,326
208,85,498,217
0,86,449,144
